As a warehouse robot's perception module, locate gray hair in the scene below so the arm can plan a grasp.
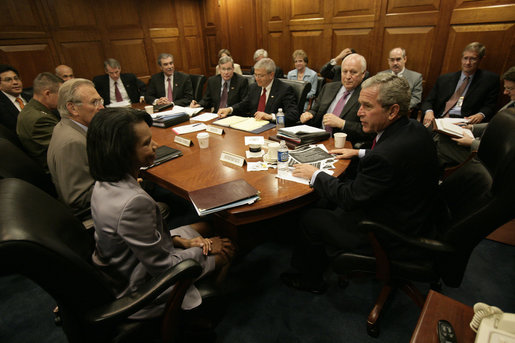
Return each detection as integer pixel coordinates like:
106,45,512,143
33,72,62,95
218,55,234,67
57,78,95,118
362,73,411,117
157,53,174,66
389,47,406,58
254,58,276,74
342,53,367,73
104,58,121,70
463,42,486,59
253,49,268,61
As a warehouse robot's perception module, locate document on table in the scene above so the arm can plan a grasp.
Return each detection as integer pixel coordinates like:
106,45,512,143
279,124,326,134
172,123,207,135
106,100,131,108
275,169,334,185
191,112,219,122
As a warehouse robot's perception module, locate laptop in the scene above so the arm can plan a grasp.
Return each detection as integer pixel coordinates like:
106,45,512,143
141,146,182,170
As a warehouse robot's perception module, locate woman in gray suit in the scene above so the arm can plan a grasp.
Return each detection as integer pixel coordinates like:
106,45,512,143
87,107,233,319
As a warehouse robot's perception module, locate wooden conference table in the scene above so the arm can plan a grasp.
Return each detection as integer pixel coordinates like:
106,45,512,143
140,111,351,227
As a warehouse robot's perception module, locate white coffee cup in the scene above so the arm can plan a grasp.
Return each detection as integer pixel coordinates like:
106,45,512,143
334,132,347,148
197,132,209,149
144,105,154,114
267,142,280,161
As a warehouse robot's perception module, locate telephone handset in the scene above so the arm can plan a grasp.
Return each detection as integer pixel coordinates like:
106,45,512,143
470,302,515,342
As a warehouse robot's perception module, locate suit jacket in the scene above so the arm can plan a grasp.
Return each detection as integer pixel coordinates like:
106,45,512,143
145,71,193,106
199,73,249,112
93,73,145,105
380,68,423,109
320,62,341,81
314,116,442,252
231,79,299,126
91,175,215,318
0,90,31,133
16,98,59,170
47,118,93,215
307,82,373,144
421,69,500,120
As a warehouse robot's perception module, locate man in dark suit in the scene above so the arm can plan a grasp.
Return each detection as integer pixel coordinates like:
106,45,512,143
145,53,193,107
93,58,145,106
0,64,31,133
300,54,373,145
249,49,284,78
218,58,298,125
422,42,499,126
190,55,248,113
281,73,442,293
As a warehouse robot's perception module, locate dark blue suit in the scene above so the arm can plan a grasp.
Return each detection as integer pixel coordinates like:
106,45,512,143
0,91,31,133
145,71,193,107
93,73,145,106
231,79,299,126
199,73,248,112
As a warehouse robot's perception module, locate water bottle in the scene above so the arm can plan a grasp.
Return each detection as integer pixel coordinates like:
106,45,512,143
276,108,285,129
277,140,289,177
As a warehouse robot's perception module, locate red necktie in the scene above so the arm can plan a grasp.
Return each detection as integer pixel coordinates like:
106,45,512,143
443,76,469,117
257,88,266,112
114,81,123,102
167,77,173,102
15,97,24,110
219,81,228,109
371,136,377,149
326,90,350,133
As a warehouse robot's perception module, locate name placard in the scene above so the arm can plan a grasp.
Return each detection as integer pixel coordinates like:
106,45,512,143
220,151,246,167
206,125,224,135
174,136,192,147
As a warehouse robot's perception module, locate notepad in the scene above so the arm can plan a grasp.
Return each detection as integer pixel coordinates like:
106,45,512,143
213,116,270,132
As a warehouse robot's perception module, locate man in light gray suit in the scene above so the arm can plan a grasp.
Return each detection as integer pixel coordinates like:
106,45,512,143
47,78,104,216
380,47,423,111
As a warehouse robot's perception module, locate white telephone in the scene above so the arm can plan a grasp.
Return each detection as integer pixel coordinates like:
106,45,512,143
471,302,515,343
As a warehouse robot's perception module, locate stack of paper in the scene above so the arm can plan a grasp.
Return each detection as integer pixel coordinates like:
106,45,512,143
213,116,270,132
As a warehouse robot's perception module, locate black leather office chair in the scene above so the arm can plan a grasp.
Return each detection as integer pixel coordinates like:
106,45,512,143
241,74,255,86
189,74,206,101
280,79,311,115
332,109,515,337
0,123,23,149
0,178,208,343
0,137,57,197
307,76,326,110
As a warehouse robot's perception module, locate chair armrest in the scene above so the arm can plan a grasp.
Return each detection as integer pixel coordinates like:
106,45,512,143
85,259,202,324
359,220,454,254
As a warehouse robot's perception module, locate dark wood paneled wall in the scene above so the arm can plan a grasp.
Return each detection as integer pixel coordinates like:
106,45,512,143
0,0,205,87
1,0,514,99
205,0,514,98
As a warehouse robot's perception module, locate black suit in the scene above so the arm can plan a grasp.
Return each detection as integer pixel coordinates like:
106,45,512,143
231,79,299,126
320,62,341,81
0,91,31,133
93,73,145,106
250,66,284,79
421,69,500,120
307,82,373,144
145,71,193,107
199,74,249,112
291,117,442,278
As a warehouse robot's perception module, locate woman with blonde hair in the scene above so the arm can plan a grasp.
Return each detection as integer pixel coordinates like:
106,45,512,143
287,49,317,110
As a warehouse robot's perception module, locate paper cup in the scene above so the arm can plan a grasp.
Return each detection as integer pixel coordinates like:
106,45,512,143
267,142,280,161
334,132,347,148
144,105,154,114
197,132,209,149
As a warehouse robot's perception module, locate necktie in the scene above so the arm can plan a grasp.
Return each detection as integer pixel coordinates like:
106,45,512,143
325,90,351,133
15,97,24,110
219,81,228,109
371,136,377,149
114,81,123,102
257,88,266,112
167,77,173,102
443,76,469,117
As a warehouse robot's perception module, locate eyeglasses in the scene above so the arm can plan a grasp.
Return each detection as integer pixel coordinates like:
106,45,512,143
505,86,514,91
220,67,234,72
462,56,479,62
254,73,270,79
74,98,104,107
1,76,21,83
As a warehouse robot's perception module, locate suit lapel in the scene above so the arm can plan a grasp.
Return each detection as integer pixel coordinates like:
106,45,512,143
264,80,279,113
158,73,166,98
340,87,360,119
